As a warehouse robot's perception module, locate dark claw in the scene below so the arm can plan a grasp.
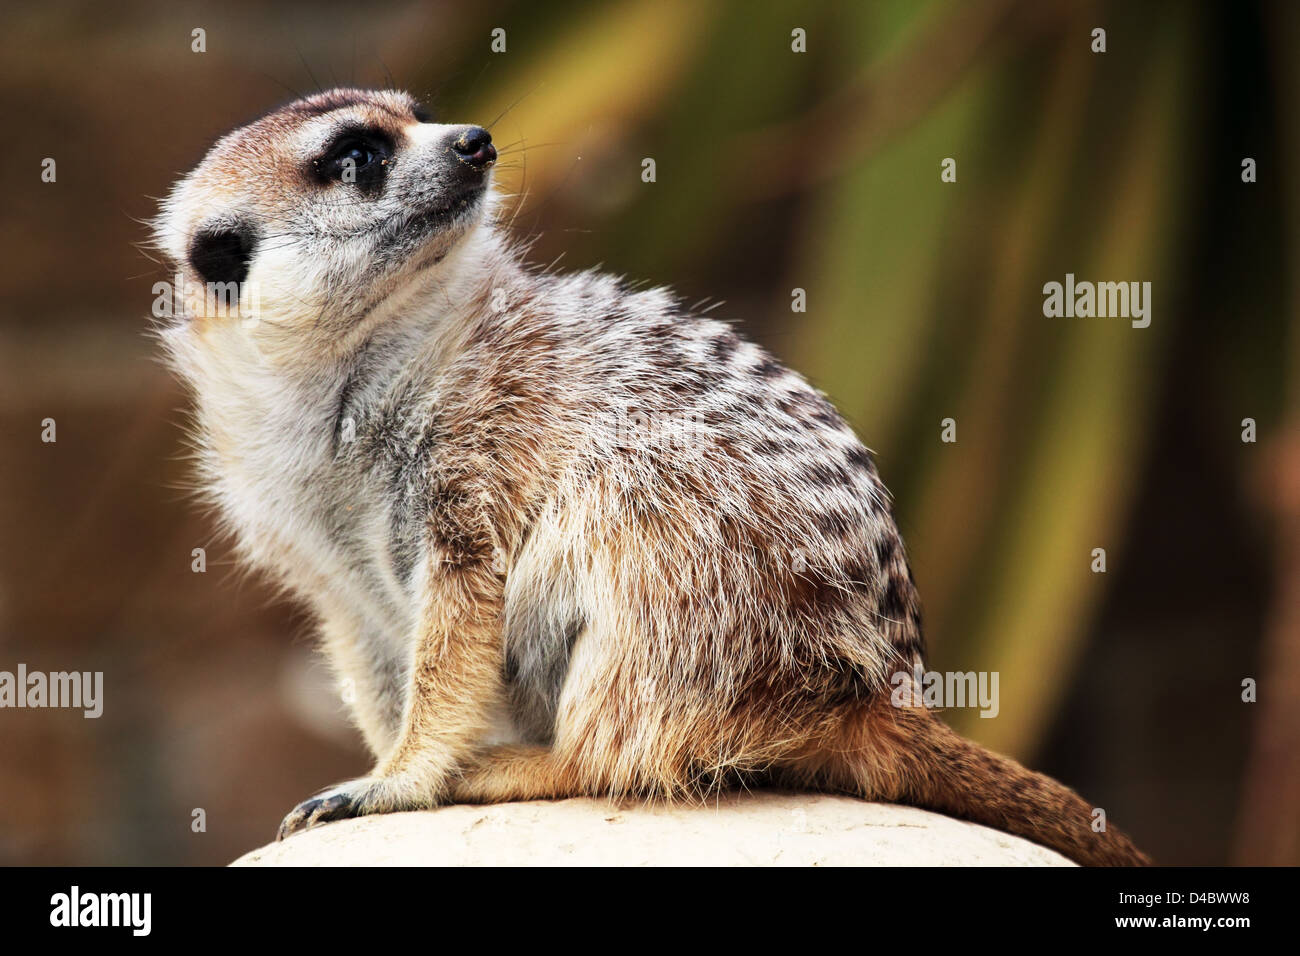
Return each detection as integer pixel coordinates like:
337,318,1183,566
276,790,364,841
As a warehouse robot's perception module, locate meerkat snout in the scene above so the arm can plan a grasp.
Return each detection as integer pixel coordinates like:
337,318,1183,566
449,126,496,169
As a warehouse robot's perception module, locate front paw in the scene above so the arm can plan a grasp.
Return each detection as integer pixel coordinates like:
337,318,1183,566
276,778,378,841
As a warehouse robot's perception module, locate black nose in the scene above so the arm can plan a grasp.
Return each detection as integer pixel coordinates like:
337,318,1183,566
451,127,496,168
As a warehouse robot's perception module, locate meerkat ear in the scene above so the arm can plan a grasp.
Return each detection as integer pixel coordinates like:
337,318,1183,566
188,222,257,287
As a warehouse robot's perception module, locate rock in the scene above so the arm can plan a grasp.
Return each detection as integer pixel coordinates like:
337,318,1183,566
231,791,1075,866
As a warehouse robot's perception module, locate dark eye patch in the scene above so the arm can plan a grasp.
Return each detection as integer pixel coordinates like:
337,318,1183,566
311,124,395,192
189,223,257,287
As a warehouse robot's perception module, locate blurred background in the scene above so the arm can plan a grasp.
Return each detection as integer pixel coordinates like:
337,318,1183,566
1,0,1296,866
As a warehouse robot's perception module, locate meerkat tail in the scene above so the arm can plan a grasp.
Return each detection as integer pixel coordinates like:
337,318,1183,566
820,701,1150,866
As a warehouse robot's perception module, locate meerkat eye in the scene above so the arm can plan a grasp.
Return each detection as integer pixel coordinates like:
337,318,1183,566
335,141,376,171
322,139,377,179
313,129,394,188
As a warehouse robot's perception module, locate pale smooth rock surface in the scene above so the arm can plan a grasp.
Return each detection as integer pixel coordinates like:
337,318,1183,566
232,792,1075,866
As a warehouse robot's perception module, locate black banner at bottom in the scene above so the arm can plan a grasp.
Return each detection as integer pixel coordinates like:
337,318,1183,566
0,865,1279,942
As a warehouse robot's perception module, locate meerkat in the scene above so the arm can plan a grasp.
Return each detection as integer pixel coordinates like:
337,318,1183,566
153,88,1148,866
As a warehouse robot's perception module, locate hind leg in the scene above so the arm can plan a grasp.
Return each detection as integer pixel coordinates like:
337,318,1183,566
451,745,592,803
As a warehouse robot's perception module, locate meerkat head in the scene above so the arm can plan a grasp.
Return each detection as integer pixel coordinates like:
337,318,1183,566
153,88,499,351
